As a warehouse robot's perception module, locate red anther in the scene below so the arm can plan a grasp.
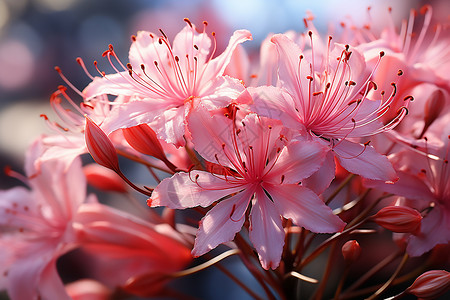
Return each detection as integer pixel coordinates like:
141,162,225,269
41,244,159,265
308,30,313,37
175,56,179,62
57,85,67,92
212,32,216,36
126,63,132,70
54,66,62,73
397,69,404,76
183,18,193,27
159,29,168,39
131,35,136,42
193,45,199,50
40,114,48,120
140,64,145,71
388,6,392,12
379,51,385,57
203,21,208,26
76,57,82,65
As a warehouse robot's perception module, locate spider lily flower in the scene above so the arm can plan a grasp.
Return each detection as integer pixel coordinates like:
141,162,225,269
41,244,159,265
149,106,345,270
249,33,408,190
354,5,450,92
73,202,192,297
39,84,123,167
0,139,92,300
83,20,252,147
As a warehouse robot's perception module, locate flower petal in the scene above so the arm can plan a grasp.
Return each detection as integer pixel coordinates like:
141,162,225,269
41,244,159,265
263,183,346,233
266,139,327,184
149,170,244,209
249,188,284,270
192,187,254,256
333,140,398,182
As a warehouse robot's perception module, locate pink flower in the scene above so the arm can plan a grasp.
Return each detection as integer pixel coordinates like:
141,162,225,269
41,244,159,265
249,33,406,189
0,138,92,300
73,202,192,296
84,20,252,147
149,107,345,269
355,6,450,92
365,117,450,256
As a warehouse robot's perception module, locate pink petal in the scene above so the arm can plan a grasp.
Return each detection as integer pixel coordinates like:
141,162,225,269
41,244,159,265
149,170,244,209
172,24,211,66
364,171,435,203
407,204,450,256
192,187,254,256
270,34,310,106
100,99,169,135
152,106,187,147
248,86,304,130
205,29,252,80
267,139,328,184
302,151,336,195
199,76,245,109
249,188,284,270
38,261,72,300
263,183,346,233
333,140,398,182
83,73,137,100
187,106,237,169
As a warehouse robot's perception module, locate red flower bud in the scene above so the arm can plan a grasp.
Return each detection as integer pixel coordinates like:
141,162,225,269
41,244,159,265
342,240,361,263
83,163,127,193
406,270,450,299
84,116,120,172
122,124,166,160
123,124,177,172
372,206,422,234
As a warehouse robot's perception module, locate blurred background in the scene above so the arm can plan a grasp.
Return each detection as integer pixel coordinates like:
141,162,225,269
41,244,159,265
0,0,448,299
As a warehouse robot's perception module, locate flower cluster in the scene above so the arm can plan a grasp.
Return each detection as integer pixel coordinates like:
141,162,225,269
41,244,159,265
1,6,450,300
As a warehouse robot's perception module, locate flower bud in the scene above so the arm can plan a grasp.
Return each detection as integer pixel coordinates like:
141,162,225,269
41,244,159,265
342,240,361,263
122,124,165,160
123,124,177,172
85,116,120,172
372,206,422,234
423,89,445,133
406,270,450,299
83,163,127,193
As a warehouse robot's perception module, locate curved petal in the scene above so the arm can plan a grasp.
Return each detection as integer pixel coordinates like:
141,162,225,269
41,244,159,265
302,151,336,194
406,204,450,256
249,188,284,270
363,171,435,203
266,139,328,184
101,99,168,135
83,74,138,100
149,170,244,209
333,140,398,182
205,29,252,81
192,187,254,256
199,76,245,109
249,86,304,130
270,34,310,107
263,183,346,233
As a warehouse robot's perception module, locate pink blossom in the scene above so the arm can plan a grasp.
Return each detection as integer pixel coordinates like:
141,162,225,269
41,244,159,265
83,20,252,147
249,33,406,187
365,116,450,256
0,138,91,300
149,107,345,269
73,202,192,296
